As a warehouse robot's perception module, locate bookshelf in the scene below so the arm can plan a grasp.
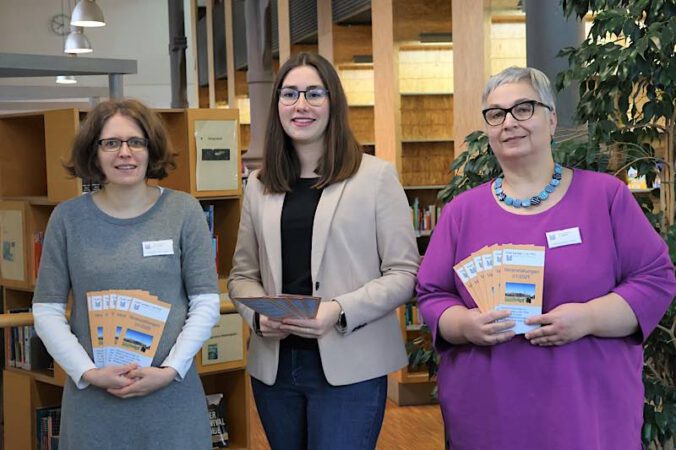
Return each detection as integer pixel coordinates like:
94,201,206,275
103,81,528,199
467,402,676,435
0,107,251,450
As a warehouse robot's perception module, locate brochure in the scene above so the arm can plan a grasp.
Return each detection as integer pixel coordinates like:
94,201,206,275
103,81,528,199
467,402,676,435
86,289,171,368
233,294,321,320
453,244,545,334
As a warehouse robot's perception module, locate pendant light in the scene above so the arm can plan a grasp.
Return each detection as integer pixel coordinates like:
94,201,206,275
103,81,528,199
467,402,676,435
70,0,105,27
64,26,92,54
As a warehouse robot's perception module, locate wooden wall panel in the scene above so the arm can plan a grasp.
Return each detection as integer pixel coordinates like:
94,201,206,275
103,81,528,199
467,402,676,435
393,0,452,42
401,141,454,187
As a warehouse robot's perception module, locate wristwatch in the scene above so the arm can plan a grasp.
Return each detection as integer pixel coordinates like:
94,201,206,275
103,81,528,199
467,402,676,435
253,312,264,337
334,301,348,334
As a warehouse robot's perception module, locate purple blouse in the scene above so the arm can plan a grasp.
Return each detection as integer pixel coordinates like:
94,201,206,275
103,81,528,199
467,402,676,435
416,169,675,450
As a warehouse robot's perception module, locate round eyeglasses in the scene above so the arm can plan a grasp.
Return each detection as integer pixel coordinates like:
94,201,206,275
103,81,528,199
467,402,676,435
97,137,149,152
482,100,552,126
278,87,329,107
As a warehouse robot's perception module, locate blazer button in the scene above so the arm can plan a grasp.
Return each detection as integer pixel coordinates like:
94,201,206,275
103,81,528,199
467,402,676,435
315,281,320,290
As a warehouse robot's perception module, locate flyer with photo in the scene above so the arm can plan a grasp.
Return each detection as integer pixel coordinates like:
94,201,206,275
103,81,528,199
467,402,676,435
453,244,545,334
87,289,171,368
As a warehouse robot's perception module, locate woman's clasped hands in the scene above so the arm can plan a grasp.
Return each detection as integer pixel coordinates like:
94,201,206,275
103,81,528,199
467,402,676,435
83,364,178,399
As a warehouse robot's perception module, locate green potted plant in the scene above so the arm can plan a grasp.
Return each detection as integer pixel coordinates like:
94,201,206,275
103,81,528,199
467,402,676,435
411,1,675,447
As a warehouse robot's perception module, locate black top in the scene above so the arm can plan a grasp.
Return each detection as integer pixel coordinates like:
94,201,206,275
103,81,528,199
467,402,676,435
280,177,323,350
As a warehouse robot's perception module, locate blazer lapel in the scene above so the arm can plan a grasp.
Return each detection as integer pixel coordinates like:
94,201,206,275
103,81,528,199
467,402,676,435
262,191,285,294
311,179,347,283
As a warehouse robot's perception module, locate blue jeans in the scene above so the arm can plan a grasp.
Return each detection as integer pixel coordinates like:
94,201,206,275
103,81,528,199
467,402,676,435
251,344,387,450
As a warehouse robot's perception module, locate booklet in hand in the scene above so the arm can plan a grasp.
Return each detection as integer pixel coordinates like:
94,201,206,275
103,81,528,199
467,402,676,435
86,289,171,368
233,295,321,320
454,244,545,334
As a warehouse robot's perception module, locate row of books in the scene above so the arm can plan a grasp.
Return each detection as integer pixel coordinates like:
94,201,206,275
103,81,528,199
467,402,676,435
403,302,424,330
410,198,441,237
4,309,52,371
36,406,60,450
35,395,228,450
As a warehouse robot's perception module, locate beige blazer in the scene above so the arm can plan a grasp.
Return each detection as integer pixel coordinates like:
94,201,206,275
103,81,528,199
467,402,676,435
228,154,420,386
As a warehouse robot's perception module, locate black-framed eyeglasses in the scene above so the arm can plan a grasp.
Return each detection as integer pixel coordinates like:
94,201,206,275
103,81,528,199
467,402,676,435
97,137,149,152
278,87,329,107
482,100,552,126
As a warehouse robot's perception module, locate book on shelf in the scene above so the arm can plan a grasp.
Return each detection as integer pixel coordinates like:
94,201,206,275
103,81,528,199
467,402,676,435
206,393,229,448
36,405,61,450
4,308,53,371
404,303,424,330
410,197,441,236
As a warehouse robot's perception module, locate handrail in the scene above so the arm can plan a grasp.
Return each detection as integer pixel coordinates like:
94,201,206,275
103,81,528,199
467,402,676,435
0,301,238,329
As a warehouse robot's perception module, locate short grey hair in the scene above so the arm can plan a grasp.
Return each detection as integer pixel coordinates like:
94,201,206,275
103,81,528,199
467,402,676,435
482,66,556,112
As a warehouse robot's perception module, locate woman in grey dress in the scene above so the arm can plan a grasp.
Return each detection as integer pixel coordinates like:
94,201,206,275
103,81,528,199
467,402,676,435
32,99,221,450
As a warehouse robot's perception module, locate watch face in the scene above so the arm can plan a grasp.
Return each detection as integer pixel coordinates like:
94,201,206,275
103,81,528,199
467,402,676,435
50,13,70,36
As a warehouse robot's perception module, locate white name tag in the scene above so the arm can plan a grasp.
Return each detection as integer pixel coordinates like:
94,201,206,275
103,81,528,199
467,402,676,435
142,239,174,256
546,227,582,248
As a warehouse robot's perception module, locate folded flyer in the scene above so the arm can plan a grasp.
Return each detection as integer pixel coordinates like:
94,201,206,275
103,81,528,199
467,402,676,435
86,289,171,368
233,294,321,320
454,244,545,334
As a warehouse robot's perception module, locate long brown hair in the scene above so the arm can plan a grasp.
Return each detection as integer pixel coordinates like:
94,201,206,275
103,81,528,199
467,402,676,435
258,52,362,193
65,99,176,183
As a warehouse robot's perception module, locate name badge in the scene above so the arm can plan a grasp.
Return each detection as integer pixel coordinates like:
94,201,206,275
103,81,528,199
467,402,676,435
546,227,582,249
142,239,174,257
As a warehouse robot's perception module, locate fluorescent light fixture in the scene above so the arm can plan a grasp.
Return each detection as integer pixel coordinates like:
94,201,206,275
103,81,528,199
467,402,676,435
64,26,93,54
71,0,106,27
56,75,77,84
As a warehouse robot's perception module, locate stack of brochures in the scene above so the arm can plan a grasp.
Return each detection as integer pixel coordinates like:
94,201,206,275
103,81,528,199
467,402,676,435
87,290,171,368
233,294,320,320
454,245,545,334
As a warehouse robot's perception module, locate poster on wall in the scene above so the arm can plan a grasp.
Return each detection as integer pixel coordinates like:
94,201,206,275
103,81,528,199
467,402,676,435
194,120,239,192
0,209,25,282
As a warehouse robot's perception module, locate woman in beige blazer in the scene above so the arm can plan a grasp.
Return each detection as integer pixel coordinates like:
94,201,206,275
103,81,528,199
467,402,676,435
228,53,419,450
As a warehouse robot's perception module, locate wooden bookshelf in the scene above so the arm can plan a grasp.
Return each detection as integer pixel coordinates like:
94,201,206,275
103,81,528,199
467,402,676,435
0,107,251,450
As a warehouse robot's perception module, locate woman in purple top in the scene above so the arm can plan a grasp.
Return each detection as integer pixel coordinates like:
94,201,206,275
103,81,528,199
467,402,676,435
416,66,675,450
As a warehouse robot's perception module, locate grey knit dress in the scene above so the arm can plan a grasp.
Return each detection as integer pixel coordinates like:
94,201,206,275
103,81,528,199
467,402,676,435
33,189,218,450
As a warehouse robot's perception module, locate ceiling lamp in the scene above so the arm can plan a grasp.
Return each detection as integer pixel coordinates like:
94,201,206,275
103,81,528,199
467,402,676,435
64,26,93,54
56,75,77,84
70,0,106,27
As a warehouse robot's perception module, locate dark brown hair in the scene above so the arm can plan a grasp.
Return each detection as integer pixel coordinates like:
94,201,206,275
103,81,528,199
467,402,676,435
65,98,176,183
258,52,363,193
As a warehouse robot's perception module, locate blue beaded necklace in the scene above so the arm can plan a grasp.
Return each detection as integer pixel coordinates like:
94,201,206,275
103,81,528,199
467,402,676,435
493,163,563,208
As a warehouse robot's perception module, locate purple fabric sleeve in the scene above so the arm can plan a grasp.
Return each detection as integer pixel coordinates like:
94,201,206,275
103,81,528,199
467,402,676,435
608,182,675,340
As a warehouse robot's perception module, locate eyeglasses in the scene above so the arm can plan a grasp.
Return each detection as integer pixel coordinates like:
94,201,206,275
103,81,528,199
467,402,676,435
482,100,552,126
278,87,329,107
97,137,149,152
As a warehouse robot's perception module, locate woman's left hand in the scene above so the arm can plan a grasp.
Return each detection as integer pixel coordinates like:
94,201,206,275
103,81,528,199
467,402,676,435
107,366,177,399
524,303,593,346
279,301,341,338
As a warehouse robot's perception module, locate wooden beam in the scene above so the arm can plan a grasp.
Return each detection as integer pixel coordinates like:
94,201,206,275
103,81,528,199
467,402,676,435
452,0,490,158
225,0,237,108
372,0,401,171
205,0,216,108
277,0,291,63
317,0,334,63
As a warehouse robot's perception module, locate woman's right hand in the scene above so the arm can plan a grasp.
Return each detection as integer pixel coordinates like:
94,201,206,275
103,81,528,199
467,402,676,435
461,308,516,345
440,306,516,345
82,364,138,390
259,315,290,339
